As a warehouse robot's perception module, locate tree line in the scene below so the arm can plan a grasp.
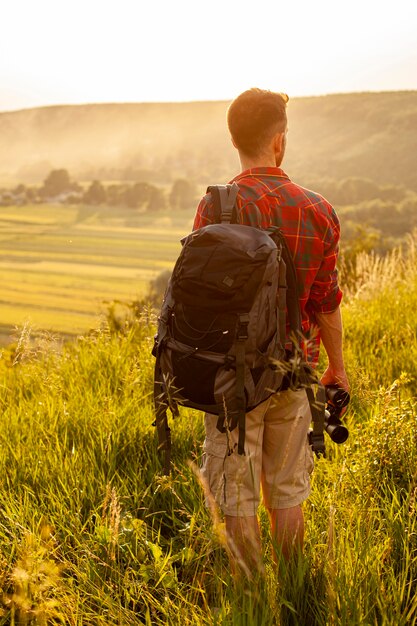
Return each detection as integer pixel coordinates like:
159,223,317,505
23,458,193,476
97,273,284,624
302,175,411,207
2,168,416,247
3,169,413,210
0,169,199,212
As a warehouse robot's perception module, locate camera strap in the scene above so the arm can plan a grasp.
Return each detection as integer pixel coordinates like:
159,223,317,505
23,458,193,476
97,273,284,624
301,365,326,457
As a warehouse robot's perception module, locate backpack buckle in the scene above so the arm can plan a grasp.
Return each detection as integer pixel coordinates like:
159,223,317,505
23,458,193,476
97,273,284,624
237,314,250,340
308,430,326,458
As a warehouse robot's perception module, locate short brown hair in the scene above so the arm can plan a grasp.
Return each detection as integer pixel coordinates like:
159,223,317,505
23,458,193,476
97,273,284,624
227,88,289,158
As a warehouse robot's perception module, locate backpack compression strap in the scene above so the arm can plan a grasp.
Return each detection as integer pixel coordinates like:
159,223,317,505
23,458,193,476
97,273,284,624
235,313,250,455
153,360,172,475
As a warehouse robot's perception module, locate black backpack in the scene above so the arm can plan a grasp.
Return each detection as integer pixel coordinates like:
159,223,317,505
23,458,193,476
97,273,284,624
152,183,325,473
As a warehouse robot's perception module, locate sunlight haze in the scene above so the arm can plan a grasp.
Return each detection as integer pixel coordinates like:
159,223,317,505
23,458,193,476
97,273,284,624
2,0,417,111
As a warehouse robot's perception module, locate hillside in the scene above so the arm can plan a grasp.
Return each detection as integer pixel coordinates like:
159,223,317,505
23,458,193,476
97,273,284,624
0,243,416,623
1,91,417,189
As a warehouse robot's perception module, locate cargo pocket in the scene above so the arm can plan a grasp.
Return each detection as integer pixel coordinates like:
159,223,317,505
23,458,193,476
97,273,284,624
200,437,227,511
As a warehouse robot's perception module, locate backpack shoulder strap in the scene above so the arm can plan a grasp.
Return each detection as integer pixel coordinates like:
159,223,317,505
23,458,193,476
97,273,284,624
280,234,302,336
268,227,302,341
207,182,240,223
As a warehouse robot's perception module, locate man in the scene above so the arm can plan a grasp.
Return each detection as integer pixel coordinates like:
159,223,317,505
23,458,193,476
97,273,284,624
192,88,349,573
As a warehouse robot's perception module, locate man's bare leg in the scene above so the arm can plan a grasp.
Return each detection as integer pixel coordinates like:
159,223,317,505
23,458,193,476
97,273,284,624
225,514,263,577
268,505,304,561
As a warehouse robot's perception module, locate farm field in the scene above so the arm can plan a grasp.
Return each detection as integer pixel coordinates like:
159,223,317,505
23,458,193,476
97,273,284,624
0,204,192,344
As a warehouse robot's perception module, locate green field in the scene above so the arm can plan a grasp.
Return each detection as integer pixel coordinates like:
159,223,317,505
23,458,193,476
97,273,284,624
0,241,416,624
0,204,191,344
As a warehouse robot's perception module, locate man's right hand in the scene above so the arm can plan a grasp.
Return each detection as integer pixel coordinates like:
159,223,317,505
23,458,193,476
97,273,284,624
320,364,349,392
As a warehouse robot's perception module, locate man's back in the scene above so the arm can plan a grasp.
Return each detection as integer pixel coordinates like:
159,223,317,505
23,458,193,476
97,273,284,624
194,166,343,360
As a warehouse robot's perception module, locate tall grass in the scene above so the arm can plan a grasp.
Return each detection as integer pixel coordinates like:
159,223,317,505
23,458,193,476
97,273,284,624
0,239,416,624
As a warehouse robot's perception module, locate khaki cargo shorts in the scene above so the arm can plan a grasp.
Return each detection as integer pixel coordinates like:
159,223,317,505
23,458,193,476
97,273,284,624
200,389,314,516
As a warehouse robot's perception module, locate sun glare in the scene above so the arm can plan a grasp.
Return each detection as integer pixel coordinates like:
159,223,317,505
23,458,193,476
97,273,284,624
1,0,417,110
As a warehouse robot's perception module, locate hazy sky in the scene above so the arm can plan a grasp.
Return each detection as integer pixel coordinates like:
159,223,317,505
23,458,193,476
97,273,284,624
2,0,417,111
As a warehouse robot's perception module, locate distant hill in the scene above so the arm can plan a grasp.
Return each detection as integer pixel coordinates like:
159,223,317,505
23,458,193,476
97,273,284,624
1,91,416,190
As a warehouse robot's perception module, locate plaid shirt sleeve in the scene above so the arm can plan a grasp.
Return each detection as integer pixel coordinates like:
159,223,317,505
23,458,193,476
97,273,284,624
307,205,343,314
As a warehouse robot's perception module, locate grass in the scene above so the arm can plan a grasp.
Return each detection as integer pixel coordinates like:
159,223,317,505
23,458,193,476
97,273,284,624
0,237,416,624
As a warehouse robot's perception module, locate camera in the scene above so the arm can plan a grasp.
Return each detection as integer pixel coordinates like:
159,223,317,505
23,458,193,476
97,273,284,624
324,384,349,444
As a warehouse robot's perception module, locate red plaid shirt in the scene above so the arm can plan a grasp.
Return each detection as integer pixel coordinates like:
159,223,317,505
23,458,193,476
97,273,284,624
193,167,343,363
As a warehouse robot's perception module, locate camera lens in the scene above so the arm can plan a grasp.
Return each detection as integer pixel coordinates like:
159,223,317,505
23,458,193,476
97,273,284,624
326,385,350,409
326,422,349,444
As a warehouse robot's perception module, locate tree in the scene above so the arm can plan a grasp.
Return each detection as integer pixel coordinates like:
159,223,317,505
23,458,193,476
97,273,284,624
147,186,166,212
125,182,152,209
41,169,72,198
336,177,380,205
107,184,127,207
169,178,197,210
13,183,27,195
379,185,406,202
84,180,107,205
